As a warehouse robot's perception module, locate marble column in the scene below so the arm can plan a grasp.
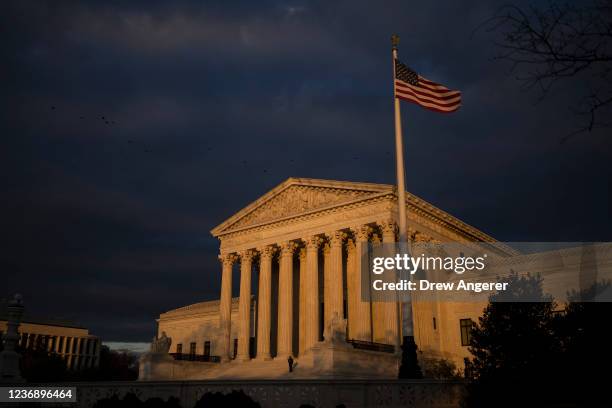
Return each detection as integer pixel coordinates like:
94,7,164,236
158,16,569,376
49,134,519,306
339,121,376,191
349,225,372,341
75,338,83,369
298,248,307,355
325,231,345,330
304,236,323,351
219,253,237,361
380,220,400,349
277,241,297,357
93,340,101,367
256,245,275,360
237,250,255,361
346,239,356,339
322,242,331,329
371,233,386,343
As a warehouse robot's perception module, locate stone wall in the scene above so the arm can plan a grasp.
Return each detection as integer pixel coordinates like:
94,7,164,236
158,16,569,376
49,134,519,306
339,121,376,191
70,379,464,408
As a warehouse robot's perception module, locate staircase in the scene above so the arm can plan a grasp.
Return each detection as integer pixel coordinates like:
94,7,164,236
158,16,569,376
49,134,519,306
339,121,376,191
189,357,300,380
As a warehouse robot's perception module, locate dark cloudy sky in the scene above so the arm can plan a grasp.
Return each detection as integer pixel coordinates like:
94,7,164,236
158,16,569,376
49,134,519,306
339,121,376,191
2,1,610,342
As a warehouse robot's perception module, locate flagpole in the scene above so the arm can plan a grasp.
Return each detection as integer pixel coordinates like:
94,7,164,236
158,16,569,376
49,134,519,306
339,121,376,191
392,34,414,342
392,33,421,378
392,35,408,247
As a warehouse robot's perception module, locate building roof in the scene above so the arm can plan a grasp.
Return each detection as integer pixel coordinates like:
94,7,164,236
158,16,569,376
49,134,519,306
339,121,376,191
159,296,246,320
210,177,501,244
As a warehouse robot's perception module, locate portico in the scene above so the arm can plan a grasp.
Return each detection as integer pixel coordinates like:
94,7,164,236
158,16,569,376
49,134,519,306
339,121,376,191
208,177,498,377
143,177,504,380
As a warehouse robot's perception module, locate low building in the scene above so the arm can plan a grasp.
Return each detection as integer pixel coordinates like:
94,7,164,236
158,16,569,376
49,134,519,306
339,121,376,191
0,306,100,370
157,297,256,361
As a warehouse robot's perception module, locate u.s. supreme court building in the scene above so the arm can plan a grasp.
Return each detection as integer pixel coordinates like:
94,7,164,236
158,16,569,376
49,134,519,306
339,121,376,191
138,177,540,380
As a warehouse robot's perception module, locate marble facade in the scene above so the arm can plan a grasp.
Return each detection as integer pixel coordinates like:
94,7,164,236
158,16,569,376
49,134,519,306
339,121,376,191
143,178,504,380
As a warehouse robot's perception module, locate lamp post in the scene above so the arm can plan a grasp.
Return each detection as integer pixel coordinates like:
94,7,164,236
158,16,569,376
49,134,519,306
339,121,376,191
0,294,25,383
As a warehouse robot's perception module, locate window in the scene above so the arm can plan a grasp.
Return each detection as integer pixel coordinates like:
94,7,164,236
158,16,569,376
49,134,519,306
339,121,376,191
176,343,182,354
433,317,437,330
189,342,196,360
204,341,211,357
233,338,238,359
460,319,474,346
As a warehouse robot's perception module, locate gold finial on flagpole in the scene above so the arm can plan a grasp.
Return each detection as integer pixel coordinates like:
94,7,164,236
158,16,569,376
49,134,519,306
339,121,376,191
391,34,400,49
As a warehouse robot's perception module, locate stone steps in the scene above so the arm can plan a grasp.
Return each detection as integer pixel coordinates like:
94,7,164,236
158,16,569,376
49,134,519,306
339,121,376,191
199,357,299,380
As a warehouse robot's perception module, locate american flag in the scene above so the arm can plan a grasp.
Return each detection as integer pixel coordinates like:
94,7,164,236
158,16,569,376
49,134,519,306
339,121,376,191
394,59,461,113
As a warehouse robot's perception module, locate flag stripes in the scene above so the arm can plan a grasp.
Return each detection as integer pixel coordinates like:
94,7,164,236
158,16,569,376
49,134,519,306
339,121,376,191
394,59,461,113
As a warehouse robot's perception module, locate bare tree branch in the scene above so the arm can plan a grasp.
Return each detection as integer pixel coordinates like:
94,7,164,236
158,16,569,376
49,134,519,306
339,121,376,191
481,1,612,140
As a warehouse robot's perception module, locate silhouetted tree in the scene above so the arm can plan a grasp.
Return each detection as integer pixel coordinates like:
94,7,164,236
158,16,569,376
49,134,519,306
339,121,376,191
464,273,611,407
76,345,138,381
551,281,612,407
484,1,612,139
463,272,559,407
20,345,68,382
194,390,260,408
8,342,137,382
93,393,182,408
421,358,460,380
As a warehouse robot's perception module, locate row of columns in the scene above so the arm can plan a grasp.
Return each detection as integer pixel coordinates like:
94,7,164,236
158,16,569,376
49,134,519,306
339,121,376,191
218,221,401,362
16,333,100,369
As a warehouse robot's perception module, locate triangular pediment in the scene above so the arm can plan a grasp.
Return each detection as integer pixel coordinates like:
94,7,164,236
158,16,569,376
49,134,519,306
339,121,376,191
211,178,392,236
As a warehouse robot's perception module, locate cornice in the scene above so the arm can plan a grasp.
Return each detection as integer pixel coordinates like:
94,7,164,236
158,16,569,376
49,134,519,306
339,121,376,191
210,178,390,236
219,193,394,243
219,191,393,238
210,177,508,253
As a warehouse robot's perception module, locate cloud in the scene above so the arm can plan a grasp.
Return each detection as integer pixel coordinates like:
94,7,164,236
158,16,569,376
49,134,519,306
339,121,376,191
1,0,610,343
